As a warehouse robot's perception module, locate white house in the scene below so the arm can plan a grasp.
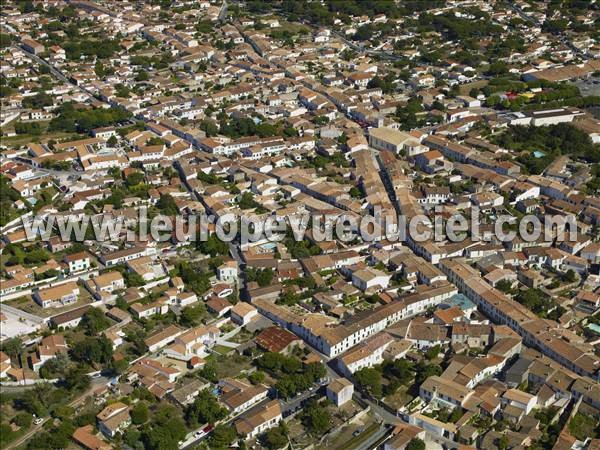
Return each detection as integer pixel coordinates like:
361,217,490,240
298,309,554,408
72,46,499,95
368,127,412,153
97,402,131,438
337,332,394,376
86,271,125,300
34,282,80,308
502,388,537,415
63,252,91,273
230,302,258,326
352,268,391,292
218,261,238,283
326,378,354,407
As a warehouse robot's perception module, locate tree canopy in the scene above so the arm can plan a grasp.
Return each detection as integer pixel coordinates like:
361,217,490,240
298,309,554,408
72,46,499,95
185,389,227,426
79,307,111,335
49,103,132,134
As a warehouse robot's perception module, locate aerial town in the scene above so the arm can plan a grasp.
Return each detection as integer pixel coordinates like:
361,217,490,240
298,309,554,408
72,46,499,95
0,1,599,450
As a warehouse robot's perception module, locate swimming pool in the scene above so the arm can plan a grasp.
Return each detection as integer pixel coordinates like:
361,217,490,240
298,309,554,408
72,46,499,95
260,242,277,251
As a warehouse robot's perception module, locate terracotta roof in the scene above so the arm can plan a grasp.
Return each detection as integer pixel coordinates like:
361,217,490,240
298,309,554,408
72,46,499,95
72,425,111,450
255,327,302,353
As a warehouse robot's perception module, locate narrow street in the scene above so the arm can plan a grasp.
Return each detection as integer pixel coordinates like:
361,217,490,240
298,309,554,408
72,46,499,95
4,375,111,450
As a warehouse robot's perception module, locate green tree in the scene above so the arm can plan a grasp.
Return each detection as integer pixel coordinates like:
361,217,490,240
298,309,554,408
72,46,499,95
131,402,149,425
496,279,513,294
256,268,274,287
249,370,266,385
209,424,237,449
1,337,22,358
564,269,577,283
176,262,211,295
425,345,441,360
22,92,53,109
179,303,206,327
185,390,227,426
497,435,509,450
198,360,218,383
276,289,300,306
301,400,331,435
197,233,229,258
382,358,414,386
15,122,42,135
142,405,187,450
354,367,383,398
123,429,141,448
107,135,118,147
19,387,49,417
568,412,597,441
70,335,113,365
110,357,129,375
13,412,32,429
125,172,145,187
257,352,301,374
406,437,426,450
157,193,178,216
49,102,131,134
262,424,288,449
349,186,362,198
274,376,297,399
27,420,74,450
486,61,508,76
62,366,91,392
199,119,219,136
80,307,111,335
238,192,260,209
135,70,149,82
39,352,69,379
367,75,394,94
396,97,423,131
415,362,442,386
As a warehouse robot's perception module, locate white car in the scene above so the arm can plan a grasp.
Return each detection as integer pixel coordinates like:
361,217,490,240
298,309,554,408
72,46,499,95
34,418,44,425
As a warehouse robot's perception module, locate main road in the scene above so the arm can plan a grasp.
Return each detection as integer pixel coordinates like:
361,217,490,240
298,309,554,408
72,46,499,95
16,45,102,102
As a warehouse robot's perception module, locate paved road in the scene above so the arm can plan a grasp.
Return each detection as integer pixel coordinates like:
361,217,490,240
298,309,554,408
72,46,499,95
0,304,45,324
17,45,103,102
228,241,249,299
181,396,271,449
180,383,323,449
356,424,392,450
280,383,324,416
16,45,70,84
5,375,110,450
218,0,228,22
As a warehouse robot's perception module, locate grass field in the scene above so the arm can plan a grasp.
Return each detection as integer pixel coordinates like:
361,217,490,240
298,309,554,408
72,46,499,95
384,385,414,410
212,344,233,355
458,79,489,95
207,353,252,378
0,119,79,147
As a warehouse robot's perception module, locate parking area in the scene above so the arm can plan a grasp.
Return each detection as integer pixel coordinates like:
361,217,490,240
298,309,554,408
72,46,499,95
0,306,43,340
570,76,600,97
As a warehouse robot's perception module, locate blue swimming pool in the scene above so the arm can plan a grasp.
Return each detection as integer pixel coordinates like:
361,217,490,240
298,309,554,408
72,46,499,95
260,242,277,251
